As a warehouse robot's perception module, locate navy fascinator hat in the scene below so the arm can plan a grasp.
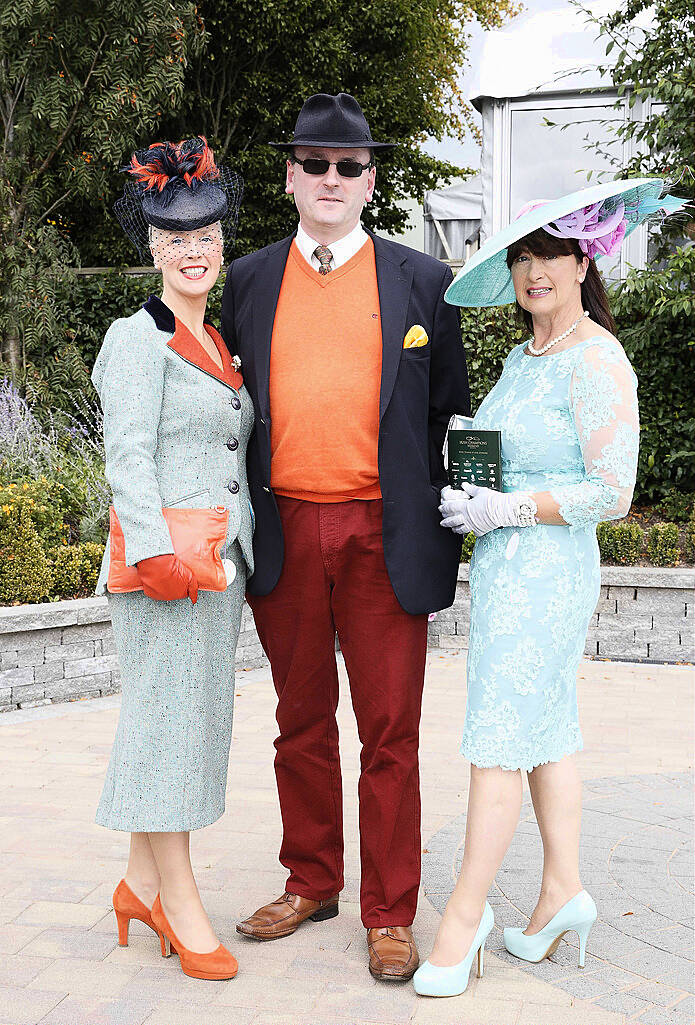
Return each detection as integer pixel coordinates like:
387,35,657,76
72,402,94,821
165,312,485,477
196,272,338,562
114,137,243,262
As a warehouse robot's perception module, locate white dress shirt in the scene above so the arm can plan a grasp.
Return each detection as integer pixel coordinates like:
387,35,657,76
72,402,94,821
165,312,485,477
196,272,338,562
295,221,369,272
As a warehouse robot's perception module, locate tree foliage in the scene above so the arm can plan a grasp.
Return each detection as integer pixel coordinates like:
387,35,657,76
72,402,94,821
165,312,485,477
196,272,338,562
0,0,203,371
66,0,518,264
577,0,694,250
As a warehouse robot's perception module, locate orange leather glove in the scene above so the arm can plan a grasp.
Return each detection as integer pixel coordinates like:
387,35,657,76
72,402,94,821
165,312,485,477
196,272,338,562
136,554,198,604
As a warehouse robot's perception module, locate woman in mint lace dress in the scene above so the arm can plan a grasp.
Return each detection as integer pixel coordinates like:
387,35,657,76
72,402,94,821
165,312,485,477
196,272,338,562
413,180,682,998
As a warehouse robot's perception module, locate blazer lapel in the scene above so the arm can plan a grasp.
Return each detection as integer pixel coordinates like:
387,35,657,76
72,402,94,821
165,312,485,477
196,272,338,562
143,296,241,392
370,232,413,420
252,234,295,420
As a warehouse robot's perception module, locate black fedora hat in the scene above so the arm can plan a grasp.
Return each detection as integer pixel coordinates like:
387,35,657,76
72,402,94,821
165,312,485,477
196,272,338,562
270,92,397,151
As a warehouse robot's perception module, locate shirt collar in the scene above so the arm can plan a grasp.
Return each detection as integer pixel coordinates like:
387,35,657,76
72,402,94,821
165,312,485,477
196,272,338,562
295,220,368,269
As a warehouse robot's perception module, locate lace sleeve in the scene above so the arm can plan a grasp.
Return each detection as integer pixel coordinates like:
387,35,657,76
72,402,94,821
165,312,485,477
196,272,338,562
550,341,640,527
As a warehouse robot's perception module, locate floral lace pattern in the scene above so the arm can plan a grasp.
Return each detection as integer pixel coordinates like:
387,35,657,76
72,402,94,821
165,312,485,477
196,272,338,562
462,337,639,771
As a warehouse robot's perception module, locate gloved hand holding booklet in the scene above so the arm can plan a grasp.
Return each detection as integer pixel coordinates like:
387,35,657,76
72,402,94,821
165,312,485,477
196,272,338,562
443,414,502,492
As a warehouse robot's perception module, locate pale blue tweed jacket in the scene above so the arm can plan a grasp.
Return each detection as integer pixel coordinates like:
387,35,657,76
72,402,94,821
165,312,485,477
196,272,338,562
92,303,255,591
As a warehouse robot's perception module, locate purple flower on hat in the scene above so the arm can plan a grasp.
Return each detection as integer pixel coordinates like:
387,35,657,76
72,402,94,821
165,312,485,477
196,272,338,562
542,200,627,259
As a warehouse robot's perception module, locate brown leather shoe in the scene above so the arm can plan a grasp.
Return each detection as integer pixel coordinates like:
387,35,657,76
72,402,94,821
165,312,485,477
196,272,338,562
367,926,419,980
236,892,339,941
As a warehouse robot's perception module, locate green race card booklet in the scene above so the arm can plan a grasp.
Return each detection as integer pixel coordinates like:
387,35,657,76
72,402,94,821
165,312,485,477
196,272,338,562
445,416,502,491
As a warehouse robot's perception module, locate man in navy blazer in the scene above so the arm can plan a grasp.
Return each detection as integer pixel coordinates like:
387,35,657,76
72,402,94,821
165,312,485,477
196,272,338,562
221,93,469,980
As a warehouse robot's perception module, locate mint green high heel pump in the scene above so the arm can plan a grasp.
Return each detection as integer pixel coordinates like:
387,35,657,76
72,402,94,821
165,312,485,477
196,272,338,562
503,890,597,968
413,902,494,997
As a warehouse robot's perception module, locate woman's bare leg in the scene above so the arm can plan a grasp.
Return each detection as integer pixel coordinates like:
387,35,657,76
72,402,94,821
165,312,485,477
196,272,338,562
148,831,219,952
124,833,160,907
525,756,583,935
428,765,523,966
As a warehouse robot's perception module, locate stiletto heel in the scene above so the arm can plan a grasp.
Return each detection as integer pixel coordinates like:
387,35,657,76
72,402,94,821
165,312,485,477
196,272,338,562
503,890,597,966
151,894,238,980
115,910,130,946
112,879,158,947
577,920,592,968
413,903,494,997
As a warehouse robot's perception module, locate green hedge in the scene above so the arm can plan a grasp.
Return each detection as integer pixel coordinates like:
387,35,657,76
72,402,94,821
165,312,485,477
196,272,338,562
8,245,693,506
59,271,227,377
610,248,695,505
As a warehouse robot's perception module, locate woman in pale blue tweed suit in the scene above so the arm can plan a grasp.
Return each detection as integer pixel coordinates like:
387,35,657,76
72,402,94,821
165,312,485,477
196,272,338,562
93,138,252,977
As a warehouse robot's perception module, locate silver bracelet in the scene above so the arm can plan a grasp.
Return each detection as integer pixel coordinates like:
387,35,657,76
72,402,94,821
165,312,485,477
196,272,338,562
515,493,538,528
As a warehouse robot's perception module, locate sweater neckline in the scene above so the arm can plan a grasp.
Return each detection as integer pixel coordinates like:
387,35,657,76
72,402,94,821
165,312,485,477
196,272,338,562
289,235,373,287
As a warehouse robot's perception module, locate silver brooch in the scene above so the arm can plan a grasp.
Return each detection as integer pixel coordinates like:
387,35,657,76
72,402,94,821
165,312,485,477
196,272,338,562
231,355,242,372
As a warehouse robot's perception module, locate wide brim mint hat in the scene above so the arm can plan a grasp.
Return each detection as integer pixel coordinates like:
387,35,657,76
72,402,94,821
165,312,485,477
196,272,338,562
445,177,683,308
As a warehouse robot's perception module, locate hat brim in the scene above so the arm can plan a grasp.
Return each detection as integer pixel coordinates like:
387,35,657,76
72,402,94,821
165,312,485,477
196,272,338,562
445,178,668,308
270,138,397,151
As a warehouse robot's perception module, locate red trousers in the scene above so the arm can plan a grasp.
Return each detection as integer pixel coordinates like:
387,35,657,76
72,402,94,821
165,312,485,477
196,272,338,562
248,496,428,927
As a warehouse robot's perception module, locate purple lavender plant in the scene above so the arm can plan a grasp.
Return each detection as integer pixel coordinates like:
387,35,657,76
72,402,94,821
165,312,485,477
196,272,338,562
0,378,57,481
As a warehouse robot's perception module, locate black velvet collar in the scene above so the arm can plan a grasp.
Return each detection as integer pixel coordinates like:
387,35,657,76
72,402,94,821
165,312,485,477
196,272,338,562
143,294,175,333
142,294,216,334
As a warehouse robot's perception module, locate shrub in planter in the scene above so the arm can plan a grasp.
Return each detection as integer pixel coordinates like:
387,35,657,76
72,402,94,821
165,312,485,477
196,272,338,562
0,479,68,547
597,522,644,565
80,542,104,594
460,531,476,564
684,515,695,562
48,545,84,599
48,542,104,599
646,522,681,567
0,506,53,604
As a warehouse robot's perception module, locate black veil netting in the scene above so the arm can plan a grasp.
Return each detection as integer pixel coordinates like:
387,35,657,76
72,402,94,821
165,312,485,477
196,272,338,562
113,137,243,264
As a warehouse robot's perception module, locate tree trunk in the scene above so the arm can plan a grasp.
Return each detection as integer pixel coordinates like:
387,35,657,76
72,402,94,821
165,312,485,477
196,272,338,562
4,330,21,374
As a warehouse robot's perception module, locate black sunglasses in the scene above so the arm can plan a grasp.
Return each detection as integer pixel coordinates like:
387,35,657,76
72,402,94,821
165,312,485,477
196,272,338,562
292,156,372,178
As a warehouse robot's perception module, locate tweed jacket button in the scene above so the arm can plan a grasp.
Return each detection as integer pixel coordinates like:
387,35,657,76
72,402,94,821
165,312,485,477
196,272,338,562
226,437,239,451
230,395,241,410
227,480,239,494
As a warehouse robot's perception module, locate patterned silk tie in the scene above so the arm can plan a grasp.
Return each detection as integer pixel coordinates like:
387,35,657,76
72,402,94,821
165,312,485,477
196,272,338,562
313,244,333,275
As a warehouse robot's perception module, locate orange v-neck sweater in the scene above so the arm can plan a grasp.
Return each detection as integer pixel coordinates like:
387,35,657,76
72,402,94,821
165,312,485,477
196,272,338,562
269,238,382,502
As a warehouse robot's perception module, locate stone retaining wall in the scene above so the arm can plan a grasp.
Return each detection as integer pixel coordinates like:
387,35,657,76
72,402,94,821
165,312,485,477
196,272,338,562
0,598,265,712
428,564,695,664
2,565,692,710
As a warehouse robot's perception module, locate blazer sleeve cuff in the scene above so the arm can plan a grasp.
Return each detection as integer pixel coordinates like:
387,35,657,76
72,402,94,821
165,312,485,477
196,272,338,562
123,535,176,568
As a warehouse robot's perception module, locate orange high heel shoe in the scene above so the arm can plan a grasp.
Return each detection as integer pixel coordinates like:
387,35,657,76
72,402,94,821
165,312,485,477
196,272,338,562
151,894,238,980
112,879,159,947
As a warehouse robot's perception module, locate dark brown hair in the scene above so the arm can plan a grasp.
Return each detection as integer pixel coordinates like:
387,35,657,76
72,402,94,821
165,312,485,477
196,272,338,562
506,228,616,334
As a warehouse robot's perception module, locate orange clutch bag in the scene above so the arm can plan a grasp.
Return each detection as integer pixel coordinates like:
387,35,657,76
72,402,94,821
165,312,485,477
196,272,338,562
107,505,230,593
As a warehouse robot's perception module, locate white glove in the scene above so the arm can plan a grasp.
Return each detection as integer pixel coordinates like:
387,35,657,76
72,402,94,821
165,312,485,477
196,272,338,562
439,483,536,537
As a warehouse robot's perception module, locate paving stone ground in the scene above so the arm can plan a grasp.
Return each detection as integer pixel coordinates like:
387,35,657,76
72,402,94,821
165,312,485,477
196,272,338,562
0,649,692,1025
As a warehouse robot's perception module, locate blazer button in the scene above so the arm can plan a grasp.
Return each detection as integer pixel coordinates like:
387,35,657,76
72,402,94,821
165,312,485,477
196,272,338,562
226,437,239,451
227,480,239,494
230,395,241,410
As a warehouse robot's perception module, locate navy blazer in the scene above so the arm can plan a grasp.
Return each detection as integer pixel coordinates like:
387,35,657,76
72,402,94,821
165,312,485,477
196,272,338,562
220,228,470,615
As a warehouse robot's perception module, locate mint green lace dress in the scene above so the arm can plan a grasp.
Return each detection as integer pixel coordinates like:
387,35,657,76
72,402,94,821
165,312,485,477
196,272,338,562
464,337,639,771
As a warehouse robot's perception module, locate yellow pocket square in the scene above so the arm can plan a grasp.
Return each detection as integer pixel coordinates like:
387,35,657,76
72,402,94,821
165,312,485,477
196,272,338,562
403,325,429,349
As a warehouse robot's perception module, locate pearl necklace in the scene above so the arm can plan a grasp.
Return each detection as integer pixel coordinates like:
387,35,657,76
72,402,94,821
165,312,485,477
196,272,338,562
528,310,589,356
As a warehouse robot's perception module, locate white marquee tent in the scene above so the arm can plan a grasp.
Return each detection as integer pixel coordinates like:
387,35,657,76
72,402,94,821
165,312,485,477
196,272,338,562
424,175,482,262
469,1,658,278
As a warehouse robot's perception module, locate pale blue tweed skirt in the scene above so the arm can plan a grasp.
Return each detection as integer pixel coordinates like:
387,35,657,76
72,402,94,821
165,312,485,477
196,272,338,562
96,542,245,832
